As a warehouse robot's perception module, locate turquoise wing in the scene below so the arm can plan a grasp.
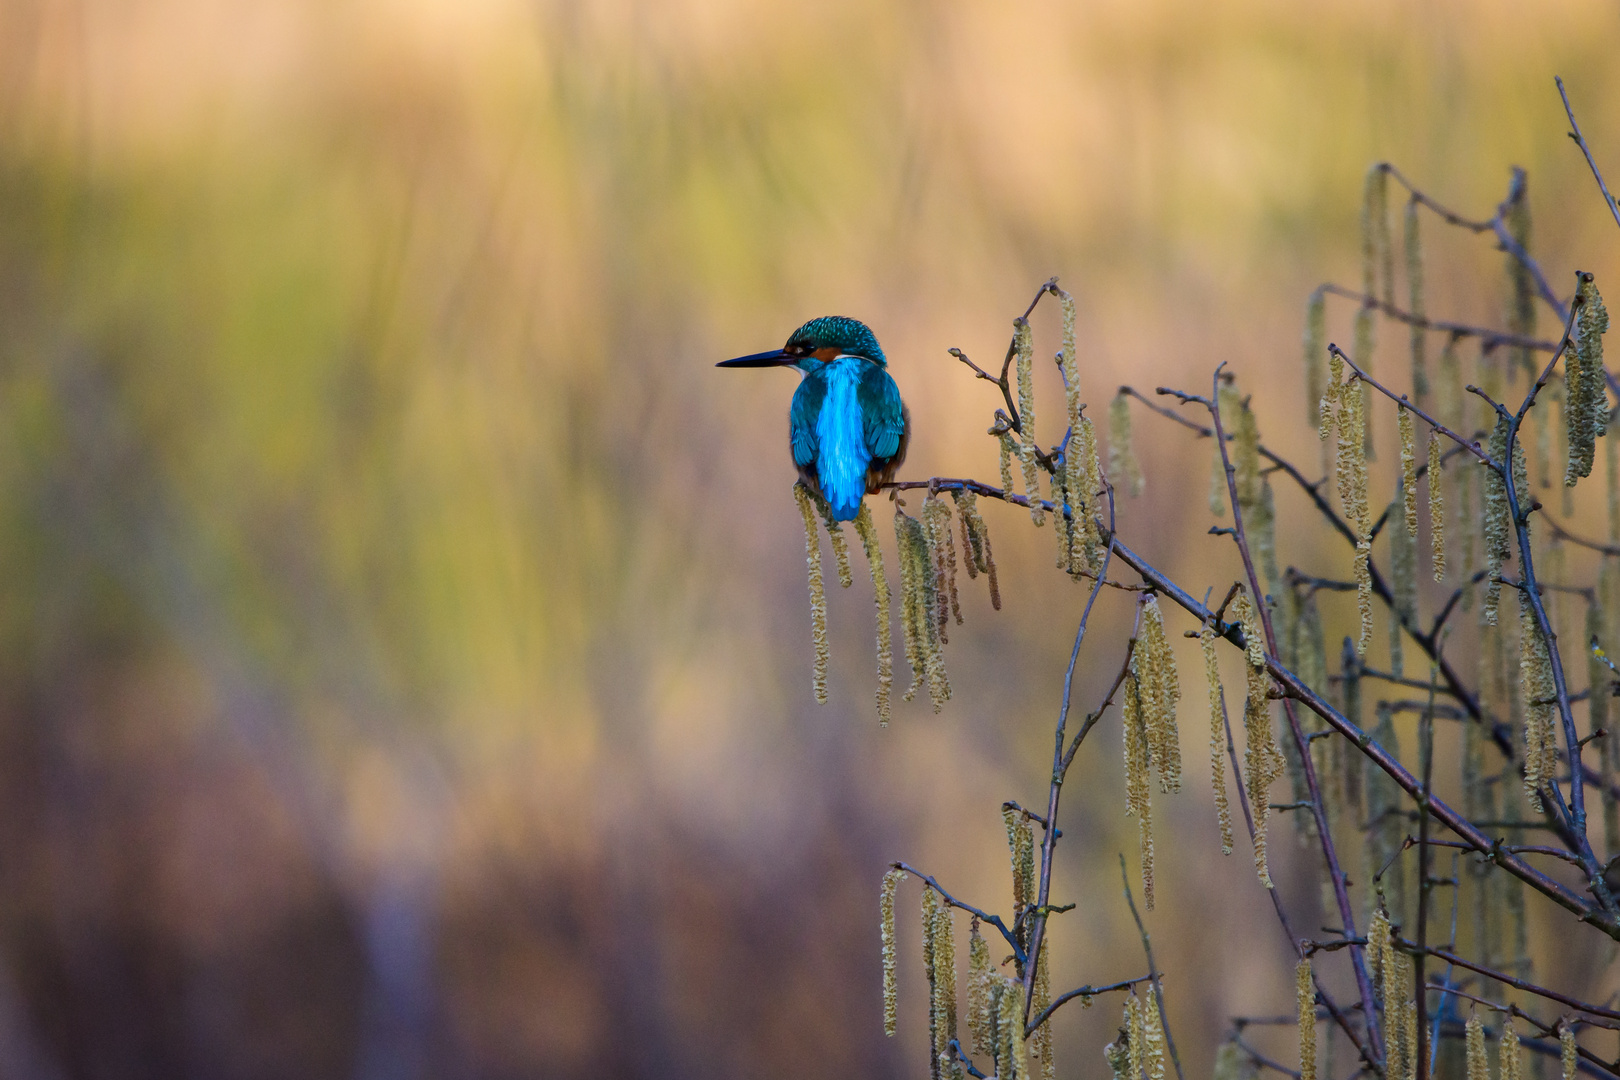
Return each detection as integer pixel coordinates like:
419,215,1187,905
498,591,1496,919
859,366,906,461
790,374,826,468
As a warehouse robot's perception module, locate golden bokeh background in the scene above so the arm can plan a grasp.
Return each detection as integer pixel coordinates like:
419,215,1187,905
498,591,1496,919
0,1,1617,1076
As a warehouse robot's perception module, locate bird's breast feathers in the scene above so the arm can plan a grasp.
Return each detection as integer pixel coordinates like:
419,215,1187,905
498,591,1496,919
788,355,906,520
810,356,871,519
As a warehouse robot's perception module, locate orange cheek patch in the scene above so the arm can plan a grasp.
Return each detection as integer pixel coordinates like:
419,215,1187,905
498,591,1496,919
813,346,840,363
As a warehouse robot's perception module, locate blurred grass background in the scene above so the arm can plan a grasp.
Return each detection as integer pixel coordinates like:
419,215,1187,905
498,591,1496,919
0,1,1617,1077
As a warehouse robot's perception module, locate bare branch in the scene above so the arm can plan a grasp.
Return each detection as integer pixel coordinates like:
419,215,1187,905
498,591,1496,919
891,862,1024,964
1025,974,1155,1034
1400,940,1620,1023
1319,283,1561,353
1556,76,1620,233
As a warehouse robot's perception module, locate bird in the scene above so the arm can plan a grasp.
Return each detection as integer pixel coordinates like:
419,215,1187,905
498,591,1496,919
718,316,909,522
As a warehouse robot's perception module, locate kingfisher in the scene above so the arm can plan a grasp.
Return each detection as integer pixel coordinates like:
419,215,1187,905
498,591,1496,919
718,316,910,521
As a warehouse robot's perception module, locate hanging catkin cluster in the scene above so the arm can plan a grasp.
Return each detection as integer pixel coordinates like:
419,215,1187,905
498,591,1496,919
895,510,951,712
953,489,1001,610
1466,1013,1488,1080
1366,908,1416,1080
1286,592,1330,849
1105,1033,1132,1080
999,429,1018,497
921,888,942,1074
1520,592,1558,811
1003,807,1036,916
967,919,992,1057
854,505,894,725
1296,958,1316,1080
1013,318,1045,526
1389,482,1416,679
1055,289,1089,575
1031,943,1055,1080
793,484,831,704
1140,992,1167,1080
1405,197,1428,403
1109,392,1144,497
1320,348,1342,444
1553,374,1576,516
1060,288,1081,437
1065,416,1105,575
1304,287,1327,429
999,977,1029,1080
1327,355,1374,652
1134,596,1183,794
1355,164,1389,456
1365,906,1391,988
1202,622,1235,855
1051,466,1072,572
923,887,962,1080
1232,588,1286,888
1122,992,1167,1080
923,492,964,636
1365,164,1393,306
1124,995,1145,1080
1429,429,1446,580
880,867,907,1036
1501,1025,1523,1080
1122,671,1156,909
1209,440,1228,517
1481,415,1514,625
1221,384,1279,585
1399,407,1420,538
1567,273,1611,487
1223,385,1259,505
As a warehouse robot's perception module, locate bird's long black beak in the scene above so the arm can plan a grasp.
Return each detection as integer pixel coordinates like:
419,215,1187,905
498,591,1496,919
716,349,795,368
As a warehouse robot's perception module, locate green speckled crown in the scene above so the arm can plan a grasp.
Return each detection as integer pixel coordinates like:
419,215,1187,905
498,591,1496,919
787,316,886,365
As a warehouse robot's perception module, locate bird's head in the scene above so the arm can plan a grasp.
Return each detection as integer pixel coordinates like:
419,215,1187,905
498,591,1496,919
717,315,886,372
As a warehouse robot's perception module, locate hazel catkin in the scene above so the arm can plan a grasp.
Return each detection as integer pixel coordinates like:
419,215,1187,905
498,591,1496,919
854,505,894,724
881,867,907,1036
793,484,831,704
1203,623,1234,855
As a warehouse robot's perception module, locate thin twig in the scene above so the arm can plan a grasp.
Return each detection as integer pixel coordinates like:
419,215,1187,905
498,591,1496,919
1330,344,1492,467
1557,76,1620,232
1319,284,1561,353
891,862,1024,964
1025,974,1155,1034
1546,517,1620,557
1233,1034,1304,1080
1022,484,1118,1024
1399,941,1620,1022
1062,644,1135,774
945,1038,989,1080
1381,163,1493,232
